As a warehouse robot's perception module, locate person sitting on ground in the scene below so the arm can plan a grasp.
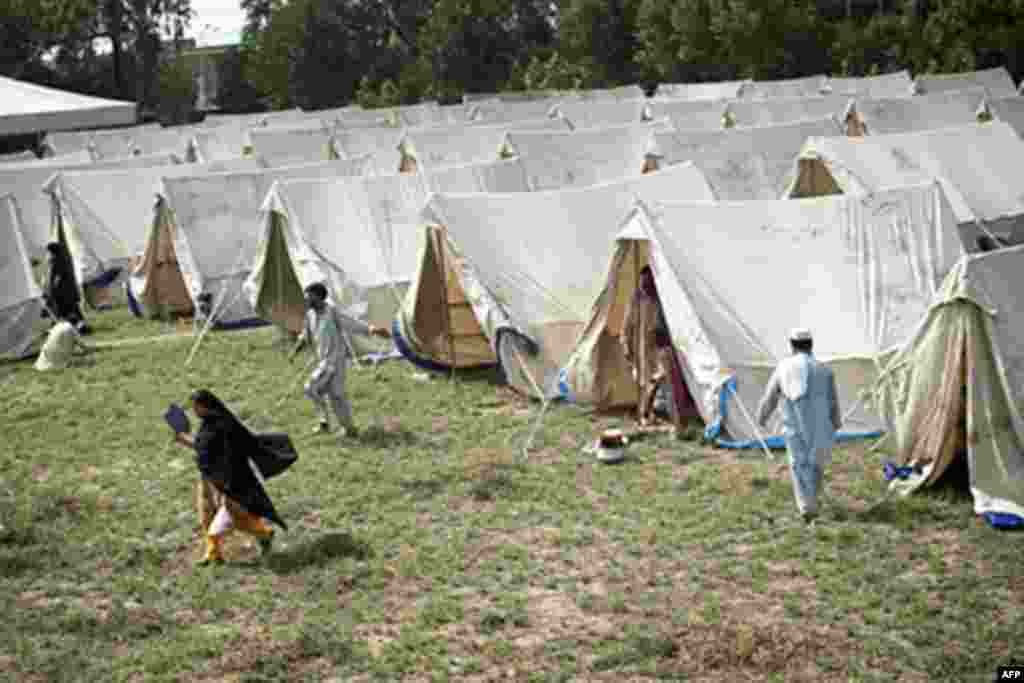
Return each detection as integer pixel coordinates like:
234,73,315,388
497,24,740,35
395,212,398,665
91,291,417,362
34,320,91,371
174,389,288,566
289,283,391,438
43,242,89,333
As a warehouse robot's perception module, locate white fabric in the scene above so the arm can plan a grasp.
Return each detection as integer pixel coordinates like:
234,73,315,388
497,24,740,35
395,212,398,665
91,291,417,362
34,321,80,371
467,98,562,124
655,117,842,200
777,353,811,401
154,158,375,324
738,75,829,99
338,108,394,129
725,96,852,128
188,126,250,162
245,158,532,329
551,99,648,129
0,151,38,163
45,157,267,286
568,85,646,101
401,118,569,169
822,71,914,99
853,88,987,135
332,126,405,174
8,149,92,167
0,74,135,136
421,164,716,398
0,152,179,256
506,123,658,190
795,122,1024,230
394,102,449,128
647,99,729,131
914,67,1017,98
986,97,1024,139
655,81,748,101
632,183,964,443
247,125,335,167
0,195,44,359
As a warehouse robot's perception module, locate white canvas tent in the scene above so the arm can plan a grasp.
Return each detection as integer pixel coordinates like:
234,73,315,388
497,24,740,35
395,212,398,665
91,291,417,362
0,195,46,360
0,151,179,256
45,158,267,290
398,118,570,172
244,158,533,338
986,97,1024,139
653,117,843,200
654,80,748,101
505,123,659,190
550,99,649,129
575,183,963,444
822,70,914,98
188,126,253,162
131,157,376,324
396,163,715,388
0,74,135,136
466,98,562,125
331,126,406,174
571,84,647,101
247,125,338,167
724,96,853,129
788,122,1024,247
874,245,1024,518
646,99,730,131
850,88,988,135
738,75,828,99
0,151,38,163
914,67,1017,98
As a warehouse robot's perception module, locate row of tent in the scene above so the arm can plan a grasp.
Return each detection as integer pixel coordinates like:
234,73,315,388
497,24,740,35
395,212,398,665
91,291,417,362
2,67,1024,521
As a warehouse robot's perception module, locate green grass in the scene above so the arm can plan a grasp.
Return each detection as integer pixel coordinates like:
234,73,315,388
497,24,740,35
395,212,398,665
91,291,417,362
1,307,1022,681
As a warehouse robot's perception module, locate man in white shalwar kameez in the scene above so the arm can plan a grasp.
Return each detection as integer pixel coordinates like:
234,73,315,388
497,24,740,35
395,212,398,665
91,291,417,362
290,283,390,437
756,329,842,524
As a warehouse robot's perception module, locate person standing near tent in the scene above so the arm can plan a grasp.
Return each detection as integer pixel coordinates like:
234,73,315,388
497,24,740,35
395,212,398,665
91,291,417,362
756,329,842,525
43,242,88,333
622,266,694,437
289,283,390,437
174,389,288,565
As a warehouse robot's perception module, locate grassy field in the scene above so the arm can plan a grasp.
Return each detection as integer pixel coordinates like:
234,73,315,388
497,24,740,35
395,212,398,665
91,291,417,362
1,308,1020,682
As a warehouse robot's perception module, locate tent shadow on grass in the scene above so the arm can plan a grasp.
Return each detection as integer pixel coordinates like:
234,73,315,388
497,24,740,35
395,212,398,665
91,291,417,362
266,531,370,575
357,424,419,449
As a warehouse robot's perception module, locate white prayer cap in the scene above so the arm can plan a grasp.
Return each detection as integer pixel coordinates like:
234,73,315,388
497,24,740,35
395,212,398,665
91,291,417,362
789,328,813,342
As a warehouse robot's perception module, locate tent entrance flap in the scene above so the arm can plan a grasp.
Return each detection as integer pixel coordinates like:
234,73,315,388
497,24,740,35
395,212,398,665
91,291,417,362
254,213,306,335
789,158,842,199
132,204,193,318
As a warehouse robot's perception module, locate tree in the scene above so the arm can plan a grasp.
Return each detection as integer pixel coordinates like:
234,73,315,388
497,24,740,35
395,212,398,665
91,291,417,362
155,56,195,124
215,46,263,112
636,0,731,83
559,0,642,87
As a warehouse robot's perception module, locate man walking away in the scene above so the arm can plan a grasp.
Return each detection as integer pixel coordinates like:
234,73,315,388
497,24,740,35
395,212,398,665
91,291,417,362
756,328,842,525
290,283,390,437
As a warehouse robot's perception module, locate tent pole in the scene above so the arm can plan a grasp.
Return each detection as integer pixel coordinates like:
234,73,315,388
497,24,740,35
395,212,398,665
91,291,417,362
435,227,457,382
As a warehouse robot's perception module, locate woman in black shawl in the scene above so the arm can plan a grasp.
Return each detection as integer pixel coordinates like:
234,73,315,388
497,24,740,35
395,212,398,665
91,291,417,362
174,389,287,565
44,242,84,324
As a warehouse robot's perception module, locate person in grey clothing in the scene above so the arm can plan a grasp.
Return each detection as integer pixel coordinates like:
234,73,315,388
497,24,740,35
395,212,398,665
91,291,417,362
757,328,842,524
289,283,390,437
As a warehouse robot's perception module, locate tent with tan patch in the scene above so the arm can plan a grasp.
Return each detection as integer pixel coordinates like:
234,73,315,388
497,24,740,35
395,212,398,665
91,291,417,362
563,183,963,442
0,195,46,360
822,70,914,99
504,123,661,190
724,96,854,129
651,117,842,200
914,67,1017,98
243,158,532,344
786,121,1024,248
393,163,715,390
849,88,988,135
44,157,268,308
0,152,179,257
130,157,376,324
874,245,1024,520
398,118,570,172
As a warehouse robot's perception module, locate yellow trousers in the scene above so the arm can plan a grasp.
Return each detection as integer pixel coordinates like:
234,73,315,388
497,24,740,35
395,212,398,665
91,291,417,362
196,479,273,562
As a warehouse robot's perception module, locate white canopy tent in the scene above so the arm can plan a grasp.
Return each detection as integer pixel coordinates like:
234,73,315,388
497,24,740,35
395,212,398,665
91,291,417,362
400,163,715,390
0,194,46,360
45,158,268,288
822,70,914,99
131,157,376,324
0,74,135,136
788,122,1024,246
244,158,534,336
600,184,963,446
914,67,1017,98
850,88,988,135
653,117,843,200
505,123,659,190
398,118,570,171
0,152,179,256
